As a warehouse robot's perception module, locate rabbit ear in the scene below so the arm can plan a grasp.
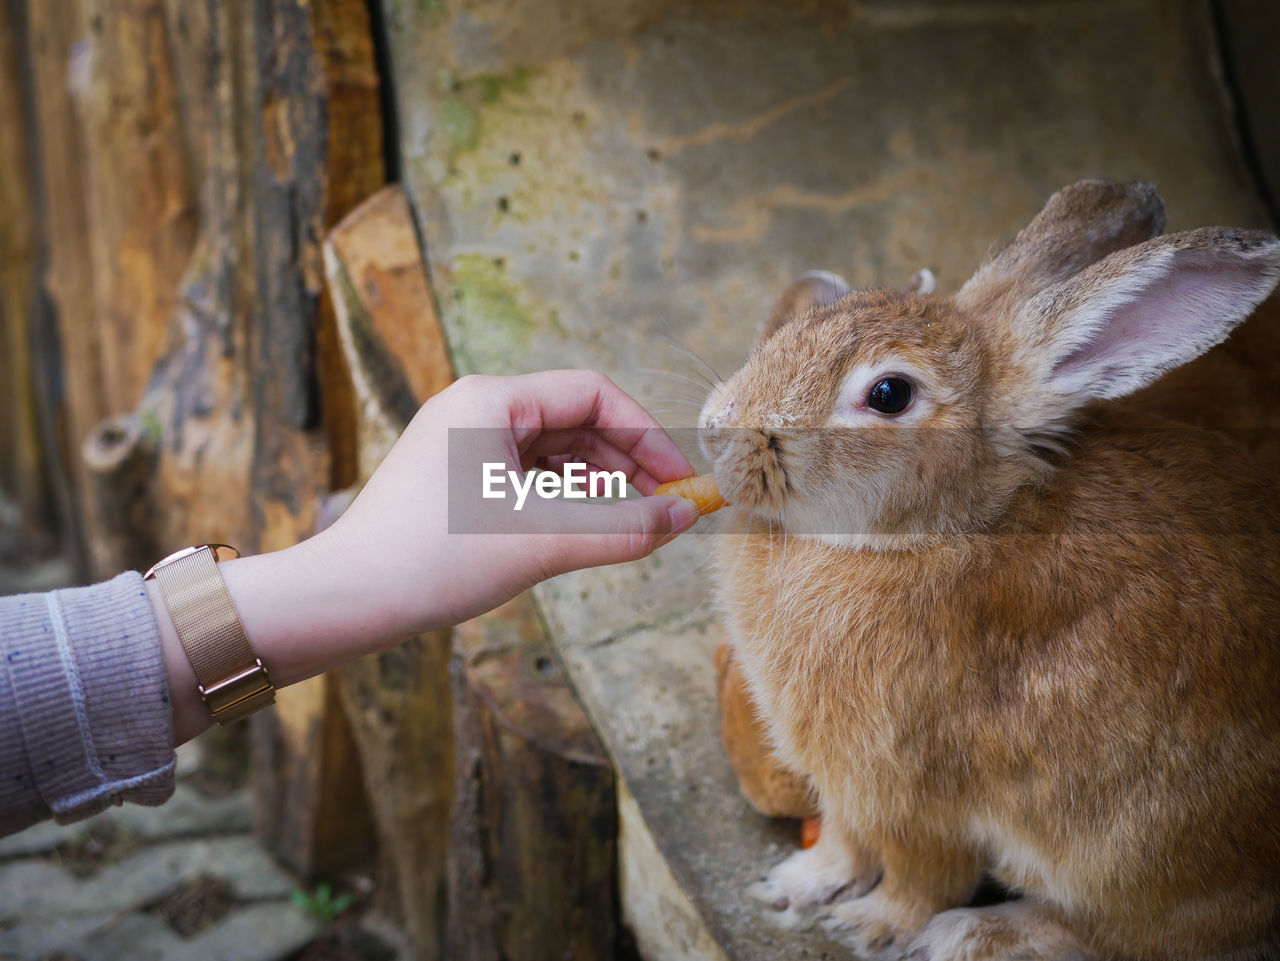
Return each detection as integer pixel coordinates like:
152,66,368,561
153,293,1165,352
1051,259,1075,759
1012,228,1280,409
906,268,936,295
760,270,851,344
958,180,1167,314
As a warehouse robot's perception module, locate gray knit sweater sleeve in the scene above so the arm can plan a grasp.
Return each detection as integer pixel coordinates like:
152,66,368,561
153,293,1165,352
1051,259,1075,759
0,572,176,837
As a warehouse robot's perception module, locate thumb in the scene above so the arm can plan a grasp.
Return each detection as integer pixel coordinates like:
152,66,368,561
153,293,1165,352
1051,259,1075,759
539,495,700,575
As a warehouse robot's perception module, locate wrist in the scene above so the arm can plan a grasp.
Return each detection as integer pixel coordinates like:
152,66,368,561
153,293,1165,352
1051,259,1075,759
217,533,419,686
146,576,214,744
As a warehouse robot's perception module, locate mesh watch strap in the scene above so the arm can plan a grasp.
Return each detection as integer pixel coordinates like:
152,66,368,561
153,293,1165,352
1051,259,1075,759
146,545,275,724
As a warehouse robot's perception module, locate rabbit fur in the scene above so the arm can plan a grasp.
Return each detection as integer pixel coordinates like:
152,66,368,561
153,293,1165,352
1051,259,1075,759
702,181,1280,961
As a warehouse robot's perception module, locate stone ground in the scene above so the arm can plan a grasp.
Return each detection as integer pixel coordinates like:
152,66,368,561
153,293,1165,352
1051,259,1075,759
0,742,300,961
0,733,405,961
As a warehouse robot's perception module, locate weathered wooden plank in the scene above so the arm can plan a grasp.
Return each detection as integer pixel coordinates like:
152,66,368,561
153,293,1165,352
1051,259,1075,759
323,185,452,471
449,596,619,961
241,0,387,881
136,0,258,558
76,0,197,418
25,0,199,579
0,0,50,546
324,184,455,959
335,635,454,958
24,0,102,575
250,669,378,877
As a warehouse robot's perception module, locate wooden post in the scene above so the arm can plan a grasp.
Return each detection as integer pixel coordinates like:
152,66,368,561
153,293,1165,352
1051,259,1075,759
0,0,52,551
323,184,456,960
241,0,388,880
249,674,377,877
449,597,619,961
14,0,386,876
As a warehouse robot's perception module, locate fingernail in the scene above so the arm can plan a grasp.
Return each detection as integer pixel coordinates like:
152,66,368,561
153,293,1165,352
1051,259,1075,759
668,497,699,532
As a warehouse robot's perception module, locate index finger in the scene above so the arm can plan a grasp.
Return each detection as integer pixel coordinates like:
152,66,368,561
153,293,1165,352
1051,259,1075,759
502,369,694,483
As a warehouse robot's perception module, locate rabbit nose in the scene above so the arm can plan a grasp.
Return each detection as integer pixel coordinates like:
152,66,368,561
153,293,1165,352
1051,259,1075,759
698,399,735,461
705,398,736,429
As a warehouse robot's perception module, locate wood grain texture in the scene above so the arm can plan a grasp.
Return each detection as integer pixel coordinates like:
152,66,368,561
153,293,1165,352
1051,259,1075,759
14,0,388,876
0,0,50,545
324,184,455,959
449,596,618,961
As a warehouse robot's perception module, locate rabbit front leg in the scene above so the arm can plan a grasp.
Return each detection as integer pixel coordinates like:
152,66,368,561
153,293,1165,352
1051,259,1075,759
824,833,985,959
748,815,881,917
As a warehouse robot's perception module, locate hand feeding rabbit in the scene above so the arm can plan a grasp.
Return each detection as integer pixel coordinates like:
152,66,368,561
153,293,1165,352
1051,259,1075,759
702,180,1280,960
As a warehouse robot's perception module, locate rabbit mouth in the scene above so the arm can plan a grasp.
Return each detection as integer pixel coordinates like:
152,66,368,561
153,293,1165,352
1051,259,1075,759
706,428,793,513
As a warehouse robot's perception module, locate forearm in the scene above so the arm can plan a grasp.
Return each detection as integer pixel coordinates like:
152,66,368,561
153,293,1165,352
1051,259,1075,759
148,532,424,745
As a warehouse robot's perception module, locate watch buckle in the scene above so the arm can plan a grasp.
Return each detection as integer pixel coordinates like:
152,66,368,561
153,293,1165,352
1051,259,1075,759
199,659,275,724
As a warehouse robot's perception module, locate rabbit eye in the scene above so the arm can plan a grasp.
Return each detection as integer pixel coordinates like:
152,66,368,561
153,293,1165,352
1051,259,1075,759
866,377,914,414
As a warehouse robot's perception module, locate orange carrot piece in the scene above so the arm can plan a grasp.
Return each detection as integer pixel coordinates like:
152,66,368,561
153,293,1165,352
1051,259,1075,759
801,814,822,849
653,473,727,515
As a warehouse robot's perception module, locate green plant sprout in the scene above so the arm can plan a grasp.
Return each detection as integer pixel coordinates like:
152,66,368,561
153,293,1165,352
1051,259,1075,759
291,881,355,923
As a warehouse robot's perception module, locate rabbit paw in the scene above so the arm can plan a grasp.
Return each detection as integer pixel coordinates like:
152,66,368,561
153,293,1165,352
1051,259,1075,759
904,903,1090,961
747,839,879,914
823,890,928,960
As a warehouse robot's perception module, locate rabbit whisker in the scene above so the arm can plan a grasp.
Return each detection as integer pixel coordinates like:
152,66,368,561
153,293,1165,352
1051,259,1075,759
661,337,725,385
639,366,718,397
644,392,703,402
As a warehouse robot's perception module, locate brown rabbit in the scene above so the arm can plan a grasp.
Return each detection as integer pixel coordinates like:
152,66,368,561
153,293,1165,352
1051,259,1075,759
702,180,1280,960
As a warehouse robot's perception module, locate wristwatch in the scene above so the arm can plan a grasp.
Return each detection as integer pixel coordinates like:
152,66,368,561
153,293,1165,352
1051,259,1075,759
144,544,276,725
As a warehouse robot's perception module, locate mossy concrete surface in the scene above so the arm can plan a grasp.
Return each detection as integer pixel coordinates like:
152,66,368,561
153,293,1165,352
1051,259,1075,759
383,1,1268,957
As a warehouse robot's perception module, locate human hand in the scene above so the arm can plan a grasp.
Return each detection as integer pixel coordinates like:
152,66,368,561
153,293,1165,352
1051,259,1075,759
324,369,698,634
222,371,696,676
